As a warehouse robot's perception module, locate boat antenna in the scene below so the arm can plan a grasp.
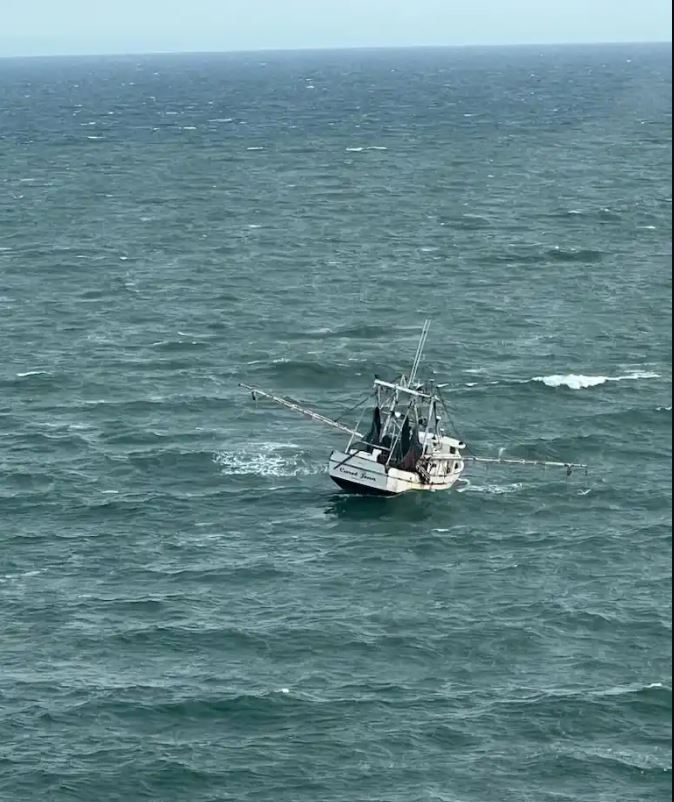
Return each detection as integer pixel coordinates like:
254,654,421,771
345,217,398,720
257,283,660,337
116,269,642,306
409,319,431,387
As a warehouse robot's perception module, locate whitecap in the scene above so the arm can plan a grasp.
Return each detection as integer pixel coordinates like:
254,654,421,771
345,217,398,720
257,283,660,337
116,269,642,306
181,126,198,131
87,136,103,140
0,570,42,583
246,146,265,151
593,681,668,698
367,146,388,151
346,147,364,152
533,372,660,390
209,118,234,123
16,370,50,378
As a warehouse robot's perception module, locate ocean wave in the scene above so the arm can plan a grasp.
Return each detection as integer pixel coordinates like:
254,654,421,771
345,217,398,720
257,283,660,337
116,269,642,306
591,681,671,700
150,339,210,352
0,569,43,584
441,213,491,230
545,246,605,262
14,370,52,379
554,207,623,221
533,371,661,390
249,357,365,387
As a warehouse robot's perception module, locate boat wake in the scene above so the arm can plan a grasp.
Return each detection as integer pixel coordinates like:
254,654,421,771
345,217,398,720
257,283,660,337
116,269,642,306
214,443,321,478
459,481,524,495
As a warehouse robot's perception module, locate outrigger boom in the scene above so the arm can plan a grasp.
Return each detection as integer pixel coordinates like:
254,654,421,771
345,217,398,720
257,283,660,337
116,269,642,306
239,383,364,440
464,456,587,473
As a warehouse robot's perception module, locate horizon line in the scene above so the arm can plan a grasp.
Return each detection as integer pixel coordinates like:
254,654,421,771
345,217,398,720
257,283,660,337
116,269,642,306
0,39,671,62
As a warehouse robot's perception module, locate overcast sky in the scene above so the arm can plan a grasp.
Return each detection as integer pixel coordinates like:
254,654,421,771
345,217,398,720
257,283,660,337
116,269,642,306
1,0,671,58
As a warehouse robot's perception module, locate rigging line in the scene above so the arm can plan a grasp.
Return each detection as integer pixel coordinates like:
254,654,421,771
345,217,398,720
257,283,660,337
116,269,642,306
436,386,477,457
435,387,586,471
385,400,415,468
284,390,369,425
334,390,375,424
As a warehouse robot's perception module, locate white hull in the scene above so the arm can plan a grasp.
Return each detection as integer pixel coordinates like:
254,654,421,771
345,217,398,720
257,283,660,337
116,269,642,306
329,449,464,496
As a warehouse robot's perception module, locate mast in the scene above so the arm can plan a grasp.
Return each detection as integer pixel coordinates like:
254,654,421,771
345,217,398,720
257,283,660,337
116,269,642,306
409,319,431,387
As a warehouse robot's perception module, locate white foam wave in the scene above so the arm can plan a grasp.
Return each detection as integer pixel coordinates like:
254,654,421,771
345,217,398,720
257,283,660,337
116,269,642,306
16,370,50,378
214,443,321,478
346,147,364,152
592,681,669,698
463,482,524,496
0,570,43,584
533,371,660,390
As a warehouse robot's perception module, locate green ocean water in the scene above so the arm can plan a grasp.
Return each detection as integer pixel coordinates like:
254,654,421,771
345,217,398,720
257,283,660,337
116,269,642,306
0,44,671,802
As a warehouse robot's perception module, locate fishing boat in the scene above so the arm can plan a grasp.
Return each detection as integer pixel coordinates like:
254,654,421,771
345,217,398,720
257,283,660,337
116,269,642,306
240,321,585,496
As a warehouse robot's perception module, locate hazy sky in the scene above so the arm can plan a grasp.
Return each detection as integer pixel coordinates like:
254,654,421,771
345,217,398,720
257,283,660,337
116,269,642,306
1,0,672,58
